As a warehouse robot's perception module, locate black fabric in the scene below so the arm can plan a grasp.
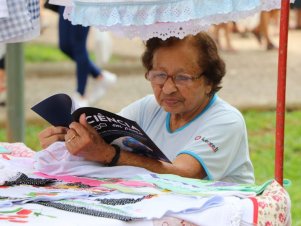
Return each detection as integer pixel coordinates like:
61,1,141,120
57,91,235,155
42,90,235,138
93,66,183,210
0,57,4,70
4,173,56,186
44,0,59,13
36,201,143,221
96,196,146,205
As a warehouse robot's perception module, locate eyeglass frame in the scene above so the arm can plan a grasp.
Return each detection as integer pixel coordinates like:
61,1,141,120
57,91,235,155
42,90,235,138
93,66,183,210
145,70,204,87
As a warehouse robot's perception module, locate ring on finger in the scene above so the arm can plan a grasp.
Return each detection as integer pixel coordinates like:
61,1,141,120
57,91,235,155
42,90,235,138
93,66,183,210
66,134,77,143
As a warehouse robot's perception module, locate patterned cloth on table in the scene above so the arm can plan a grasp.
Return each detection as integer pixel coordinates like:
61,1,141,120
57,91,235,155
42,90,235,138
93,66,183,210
0,0,9,19
0,0,40,43
0,142,292,225
251,180,291,226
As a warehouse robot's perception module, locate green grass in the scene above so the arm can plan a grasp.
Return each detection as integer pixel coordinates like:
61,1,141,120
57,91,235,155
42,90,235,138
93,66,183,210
24,43,69,63
24,43,122,64
243,110,301,226
0,110,300,224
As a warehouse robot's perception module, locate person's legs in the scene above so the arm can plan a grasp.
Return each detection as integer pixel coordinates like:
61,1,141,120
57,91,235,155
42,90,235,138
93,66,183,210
252,18,262,44
223,22,236,52
211,25,221,49
0,57,5,105
253,12,276,50
58,7,74,59
70,25,100,96
211,23,235,52
58,7,91,106
270,9,279,26
0,57,5,91
292,0,301,28
260,12,276,50
57,7,116,107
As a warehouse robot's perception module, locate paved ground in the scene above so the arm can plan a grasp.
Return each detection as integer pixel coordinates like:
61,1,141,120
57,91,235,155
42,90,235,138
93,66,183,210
0,10,301,123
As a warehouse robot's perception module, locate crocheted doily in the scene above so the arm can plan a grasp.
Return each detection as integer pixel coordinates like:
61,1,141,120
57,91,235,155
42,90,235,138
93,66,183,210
54,0,294,40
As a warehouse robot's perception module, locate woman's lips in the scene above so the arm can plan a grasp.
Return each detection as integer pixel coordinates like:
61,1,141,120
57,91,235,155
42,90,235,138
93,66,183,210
163,98,180,106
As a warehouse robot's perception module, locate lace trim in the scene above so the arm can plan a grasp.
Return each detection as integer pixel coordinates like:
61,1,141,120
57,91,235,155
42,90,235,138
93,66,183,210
67,0,263,26
62,0,293,40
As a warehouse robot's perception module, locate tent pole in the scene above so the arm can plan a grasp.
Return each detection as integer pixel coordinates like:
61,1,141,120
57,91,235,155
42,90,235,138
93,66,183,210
275,0,290,185
6,43,25,142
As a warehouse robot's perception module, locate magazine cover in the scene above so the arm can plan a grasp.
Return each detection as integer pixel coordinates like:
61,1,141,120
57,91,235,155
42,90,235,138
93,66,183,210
31,93,171,163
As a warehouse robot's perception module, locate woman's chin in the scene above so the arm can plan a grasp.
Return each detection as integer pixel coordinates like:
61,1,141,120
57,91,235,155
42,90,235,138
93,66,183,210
162,105,180,114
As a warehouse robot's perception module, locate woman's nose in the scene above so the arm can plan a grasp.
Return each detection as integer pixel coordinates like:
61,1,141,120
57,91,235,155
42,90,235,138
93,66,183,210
162,77,177,94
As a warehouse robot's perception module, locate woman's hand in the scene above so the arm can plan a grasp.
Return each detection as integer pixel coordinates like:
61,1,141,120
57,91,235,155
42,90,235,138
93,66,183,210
38,126,68,149
65,114,114,164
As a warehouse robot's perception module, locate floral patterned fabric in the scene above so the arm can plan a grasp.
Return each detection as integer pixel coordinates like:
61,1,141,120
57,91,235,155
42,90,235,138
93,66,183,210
253,180,291,226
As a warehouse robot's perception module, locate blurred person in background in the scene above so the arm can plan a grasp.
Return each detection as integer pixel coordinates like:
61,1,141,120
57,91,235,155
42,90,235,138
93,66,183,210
211,22,236,53
57,6,117,107
0,44,5,106
291,0,301,29
252,11,277,50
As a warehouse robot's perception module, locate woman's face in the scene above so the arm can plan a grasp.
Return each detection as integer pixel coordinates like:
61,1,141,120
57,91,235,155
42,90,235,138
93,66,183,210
151,39,212,117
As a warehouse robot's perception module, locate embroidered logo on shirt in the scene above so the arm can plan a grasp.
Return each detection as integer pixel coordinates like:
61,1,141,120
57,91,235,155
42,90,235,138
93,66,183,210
195,136,219,152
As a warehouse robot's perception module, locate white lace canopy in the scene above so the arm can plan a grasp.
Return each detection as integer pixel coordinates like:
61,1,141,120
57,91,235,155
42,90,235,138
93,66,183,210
50,0,294,40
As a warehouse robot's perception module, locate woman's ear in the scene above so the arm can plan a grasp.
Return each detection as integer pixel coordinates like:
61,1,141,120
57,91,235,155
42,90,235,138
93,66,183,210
202,75,212,93
206,90,212,97
204,80,213,96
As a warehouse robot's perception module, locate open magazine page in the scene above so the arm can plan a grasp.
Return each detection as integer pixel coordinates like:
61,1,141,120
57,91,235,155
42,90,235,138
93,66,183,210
31,93,171,163
31,93,74,127
72,107,171,163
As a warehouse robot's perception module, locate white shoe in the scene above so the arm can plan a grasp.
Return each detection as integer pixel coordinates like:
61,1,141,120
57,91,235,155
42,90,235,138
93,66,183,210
102,70,117,87
88,70,117,105
72,92,89,108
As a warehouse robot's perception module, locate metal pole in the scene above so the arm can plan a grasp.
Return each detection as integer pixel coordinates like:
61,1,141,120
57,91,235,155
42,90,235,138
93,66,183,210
5,43,25,142
275,0,290,185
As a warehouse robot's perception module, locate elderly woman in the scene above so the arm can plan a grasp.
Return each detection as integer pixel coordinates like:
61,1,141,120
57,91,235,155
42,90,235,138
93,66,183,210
39,32,254,184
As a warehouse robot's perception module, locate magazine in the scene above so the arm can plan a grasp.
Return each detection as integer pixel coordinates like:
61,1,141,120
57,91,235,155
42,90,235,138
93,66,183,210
31,93,171,163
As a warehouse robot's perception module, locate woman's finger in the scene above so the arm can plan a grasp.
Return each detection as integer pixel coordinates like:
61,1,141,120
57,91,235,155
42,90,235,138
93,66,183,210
40,133,66,149
79,113,91,129
69,114,98,138
69,121,87,137
39,126,68,139
39,126,68,149
65,128,79,143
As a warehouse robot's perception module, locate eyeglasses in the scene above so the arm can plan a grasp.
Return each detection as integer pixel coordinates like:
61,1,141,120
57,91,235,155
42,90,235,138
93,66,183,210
146,70,203,86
